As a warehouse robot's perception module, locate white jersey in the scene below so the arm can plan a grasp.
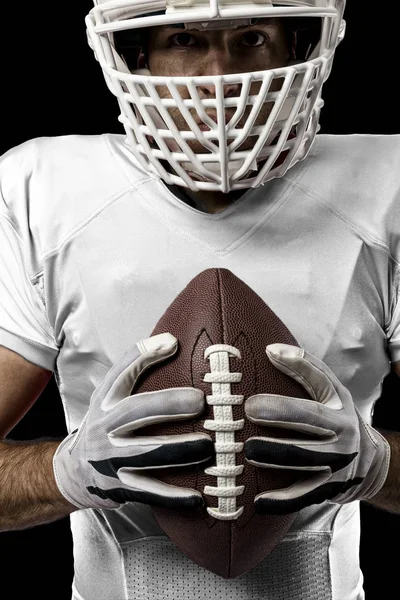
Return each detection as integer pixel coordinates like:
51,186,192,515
1,132,400,600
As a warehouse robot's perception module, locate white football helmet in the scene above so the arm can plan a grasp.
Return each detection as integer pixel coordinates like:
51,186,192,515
86,0,346,192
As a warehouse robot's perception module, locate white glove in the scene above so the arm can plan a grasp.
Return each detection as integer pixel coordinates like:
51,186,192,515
244,343,391,514
53,332,213,510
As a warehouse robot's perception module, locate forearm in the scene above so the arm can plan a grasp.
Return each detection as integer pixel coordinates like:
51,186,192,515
0,438,78,532
364,428,400,514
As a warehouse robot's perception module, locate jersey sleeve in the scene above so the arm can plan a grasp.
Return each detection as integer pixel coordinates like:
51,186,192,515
0,146,59,372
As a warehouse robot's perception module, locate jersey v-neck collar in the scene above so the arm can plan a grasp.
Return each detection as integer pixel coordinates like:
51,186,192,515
134,176,295,256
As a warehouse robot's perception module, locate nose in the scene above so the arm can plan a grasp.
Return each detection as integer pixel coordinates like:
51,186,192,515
197,51,242,98
198,81,241,98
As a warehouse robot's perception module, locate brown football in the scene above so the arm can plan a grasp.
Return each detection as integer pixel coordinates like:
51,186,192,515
133,268,313,579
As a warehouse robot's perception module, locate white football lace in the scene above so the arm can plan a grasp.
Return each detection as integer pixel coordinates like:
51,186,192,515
202,344,246,520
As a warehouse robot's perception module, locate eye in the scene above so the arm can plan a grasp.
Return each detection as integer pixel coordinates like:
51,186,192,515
241,31,267,47
170,32,196,47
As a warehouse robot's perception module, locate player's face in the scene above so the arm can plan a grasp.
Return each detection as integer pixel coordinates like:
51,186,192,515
146,18,291,153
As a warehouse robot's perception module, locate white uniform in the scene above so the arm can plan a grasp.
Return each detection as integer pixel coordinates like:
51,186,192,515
1,132,399,600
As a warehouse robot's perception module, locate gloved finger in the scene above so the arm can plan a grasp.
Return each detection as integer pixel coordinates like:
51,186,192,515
266,344,353,410
245,393,345,440
90,432,214,469
94,332,179,411
245,438,357,472
88,470,205,510
253,469,335,515
118,471,205,509
108,386,206,431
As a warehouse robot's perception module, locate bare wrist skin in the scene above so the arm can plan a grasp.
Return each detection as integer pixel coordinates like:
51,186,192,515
0,439,79,532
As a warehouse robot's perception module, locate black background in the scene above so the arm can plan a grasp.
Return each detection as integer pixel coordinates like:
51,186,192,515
1,1,400,598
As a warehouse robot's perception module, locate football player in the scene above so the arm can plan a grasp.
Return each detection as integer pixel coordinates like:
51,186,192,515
0,2,398,599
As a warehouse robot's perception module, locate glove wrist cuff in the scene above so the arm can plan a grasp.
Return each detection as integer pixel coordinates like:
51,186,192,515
53,432,90,510
362,429,391,500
